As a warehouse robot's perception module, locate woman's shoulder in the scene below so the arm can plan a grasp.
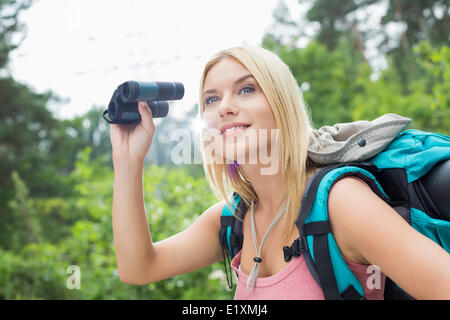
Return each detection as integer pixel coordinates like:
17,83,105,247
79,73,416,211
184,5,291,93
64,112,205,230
204,200,227,214
328,176,372,205
198,200,226,229
332,176,371,190
328,176,374,217
327,176,376,265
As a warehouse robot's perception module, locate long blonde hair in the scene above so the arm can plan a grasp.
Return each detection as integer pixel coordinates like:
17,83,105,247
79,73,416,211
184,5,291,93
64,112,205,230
198,46,319,238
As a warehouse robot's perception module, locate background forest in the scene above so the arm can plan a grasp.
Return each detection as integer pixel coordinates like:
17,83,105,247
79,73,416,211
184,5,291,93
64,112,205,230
0,0,448,299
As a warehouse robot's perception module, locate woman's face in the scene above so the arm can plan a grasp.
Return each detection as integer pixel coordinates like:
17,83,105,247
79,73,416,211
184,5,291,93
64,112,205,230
201,57,277,164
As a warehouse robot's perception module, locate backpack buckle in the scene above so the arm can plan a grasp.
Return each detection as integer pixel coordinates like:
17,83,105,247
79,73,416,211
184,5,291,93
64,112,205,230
299,237,308,252
283,237,308,262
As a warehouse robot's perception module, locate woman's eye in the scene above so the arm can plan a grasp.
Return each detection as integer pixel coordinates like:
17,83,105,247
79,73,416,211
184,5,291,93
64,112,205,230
205,96,218,105
240,86,255,95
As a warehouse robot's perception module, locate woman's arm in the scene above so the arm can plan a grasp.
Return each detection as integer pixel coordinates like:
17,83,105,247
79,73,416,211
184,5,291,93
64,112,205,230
112,158,225,285
328,177,450,300
111,102,225,286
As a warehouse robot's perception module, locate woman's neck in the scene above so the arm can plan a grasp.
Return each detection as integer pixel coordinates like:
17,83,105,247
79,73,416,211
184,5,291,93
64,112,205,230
239,162,286,218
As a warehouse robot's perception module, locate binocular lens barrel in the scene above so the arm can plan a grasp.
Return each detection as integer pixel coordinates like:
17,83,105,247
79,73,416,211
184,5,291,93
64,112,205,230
120,81,184,103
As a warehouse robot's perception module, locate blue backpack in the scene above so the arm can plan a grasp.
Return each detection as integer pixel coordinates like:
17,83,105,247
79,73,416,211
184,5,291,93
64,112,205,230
219,129,450,300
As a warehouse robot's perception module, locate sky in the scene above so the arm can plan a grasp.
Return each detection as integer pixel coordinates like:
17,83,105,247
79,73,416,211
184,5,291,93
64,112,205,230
9,0,306,121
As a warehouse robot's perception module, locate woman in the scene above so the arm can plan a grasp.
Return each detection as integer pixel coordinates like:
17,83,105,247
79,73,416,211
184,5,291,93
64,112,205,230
110,46,450,299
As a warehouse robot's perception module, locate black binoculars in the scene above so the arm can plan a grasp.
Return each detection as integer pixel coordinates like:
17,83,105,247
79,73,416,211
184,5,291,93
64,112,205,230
103,80,184,124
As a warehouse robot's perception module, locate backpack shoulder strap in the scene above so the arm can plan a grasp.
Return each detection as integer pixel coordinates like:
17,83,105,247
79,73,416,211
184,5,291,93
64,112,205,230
219,192,247,289
295,162,391,300
219,192,247,258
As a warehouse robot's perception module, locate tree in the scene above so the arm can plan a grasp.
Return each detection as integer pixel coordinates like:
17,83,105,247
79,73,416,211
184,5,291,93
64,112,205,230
378,0,450,90
263,0,448,133
351,42,450,135
380,0,449,53
0,1,117,250
298,0,450,89
0,148,234,299
0,0,32,70
7,170,41,251
263,34,367,127
299,0,378,59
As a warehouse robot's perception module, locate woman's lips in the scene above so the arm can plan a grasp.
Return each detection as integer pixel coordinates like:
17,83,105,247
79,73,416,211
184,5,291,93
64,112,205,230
222,125,251,137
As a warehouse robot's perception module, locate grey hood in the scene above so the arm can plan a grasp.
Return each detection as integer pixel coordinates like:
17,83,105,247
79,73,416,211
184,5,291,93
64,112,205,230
308,113,411,165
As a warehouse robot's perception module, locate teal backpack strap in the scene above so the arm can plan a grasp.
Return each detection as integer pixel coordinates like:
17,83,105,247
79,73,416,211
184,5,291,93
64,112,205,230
294,162,390,300
219,192,245,289
219,192,244,257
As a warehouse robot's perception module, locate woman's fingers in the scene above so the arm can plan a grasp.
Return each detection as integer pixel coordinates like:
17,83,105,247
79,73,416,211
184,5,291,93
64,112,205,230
138,102,155,136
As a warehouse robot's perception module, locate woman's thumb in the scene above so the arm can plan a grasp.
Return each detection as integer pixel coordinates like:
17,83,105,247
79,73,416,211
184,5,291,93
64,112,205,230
139,102,155,133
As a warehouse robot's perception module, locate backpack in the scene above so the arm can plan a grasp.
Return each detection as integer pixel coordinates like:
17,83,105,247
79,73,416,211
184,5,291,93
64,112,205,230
219,129,450,300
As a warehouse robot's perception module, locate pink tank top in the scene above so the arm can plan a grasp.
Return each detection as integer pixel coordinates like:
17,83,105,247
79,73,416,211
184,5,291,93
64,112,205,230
231,250,386,300
231,177,386,300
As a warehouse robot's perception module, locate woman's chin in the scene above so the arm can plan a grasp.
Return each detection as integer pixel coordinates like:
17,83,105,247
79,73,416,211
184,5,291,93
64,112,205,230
219,145,260,165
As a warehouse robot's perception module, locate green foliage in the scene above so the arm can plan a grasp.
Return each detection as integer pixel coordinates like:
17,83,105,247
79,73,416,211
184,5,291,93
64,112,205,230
263,35,366,127
264,30,449,134
7,171,42,251
301,0,375,51
300,0,449,54
0,148,234,300
351,42,450,135
294,0,450,94
380,0,450,50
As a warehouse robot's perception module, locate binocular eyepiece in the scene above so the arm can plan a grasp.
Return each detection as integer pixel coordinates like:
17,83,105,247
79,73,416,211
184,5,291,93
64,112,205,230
103,80,184,124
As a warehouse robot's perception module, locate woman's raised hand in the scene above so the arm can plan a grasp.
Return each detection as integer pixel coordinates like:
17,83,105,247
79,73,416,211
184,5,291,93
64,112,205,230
109,101,156,164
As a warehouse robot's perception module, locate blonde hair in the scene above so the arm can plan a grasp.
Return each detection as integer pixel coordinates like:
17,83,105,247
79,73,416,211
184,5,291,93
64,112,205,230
198,46,319,239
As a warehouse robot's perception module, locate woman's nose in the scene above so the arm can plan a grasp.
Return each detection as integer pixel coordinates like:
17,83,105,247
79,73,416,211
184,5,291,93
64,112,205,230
218,94,239,117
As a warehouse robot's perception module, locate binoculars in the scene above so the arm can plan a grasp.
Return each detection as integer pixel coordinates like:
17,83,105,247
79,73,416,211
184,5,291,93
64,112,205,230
103,80,184,124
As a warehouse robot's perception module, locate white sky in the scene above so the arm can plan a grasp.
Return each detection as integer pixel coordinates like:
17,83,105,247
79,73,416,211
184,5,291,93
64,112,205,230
9,0,306,121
